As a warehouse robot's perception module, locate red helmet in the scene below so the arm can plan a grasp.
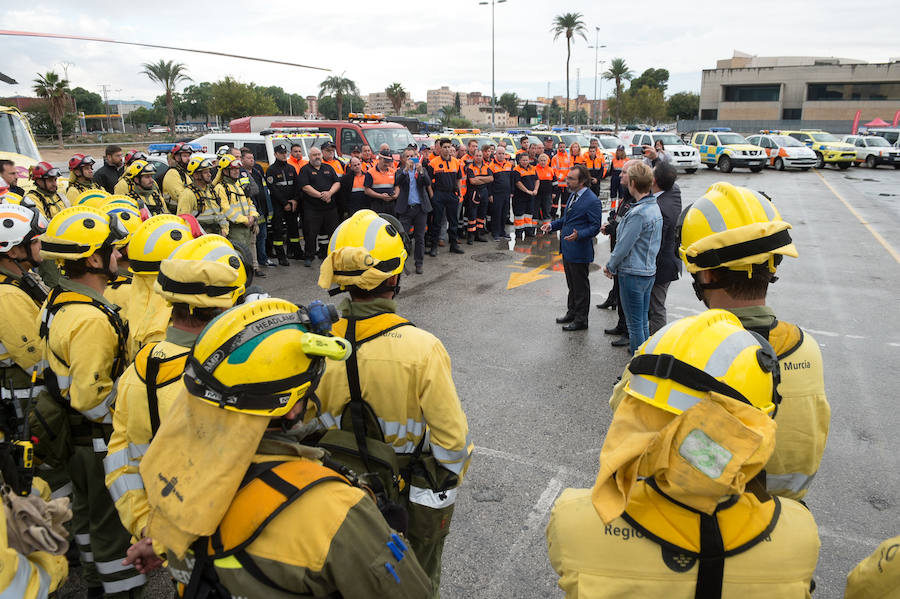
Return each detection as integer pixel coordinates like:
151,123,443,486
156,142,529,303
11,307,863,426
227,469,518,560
124,150,149,165
29,162,61,180
68,154,96,171
170,142,194,155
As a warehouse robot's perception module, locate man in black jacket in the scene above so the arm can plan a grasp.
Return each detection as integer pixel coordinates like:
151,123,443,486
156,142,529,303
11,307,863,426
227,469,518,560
265,144,299,265
92,145,123,193
648,161,682,334
395,147,433,274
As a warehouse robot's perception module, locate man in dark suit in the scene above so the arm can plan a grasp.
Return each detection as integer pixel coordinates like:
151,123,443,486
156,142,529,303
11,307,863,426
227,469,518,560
648,161,682,334
395,146,433,274
541,164,604,331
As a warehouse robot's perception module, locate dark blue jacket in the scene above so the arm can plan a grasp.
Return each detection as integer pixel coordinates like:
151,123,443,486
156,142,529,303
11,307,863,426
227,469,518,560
394,167,432,214
550,187,604,263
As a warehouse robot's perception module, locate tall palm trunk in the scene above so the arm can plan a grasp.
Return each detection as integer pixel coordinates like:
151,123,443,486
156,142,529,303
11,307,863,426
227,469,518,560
336,95,344,120
565,36,571,126
614,78,622,132
166,89,176,133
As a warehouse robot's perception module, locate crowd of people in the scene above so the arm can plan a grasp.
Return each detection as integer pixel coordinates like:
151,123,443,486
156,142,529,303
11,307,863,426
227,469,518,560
0,134,895,599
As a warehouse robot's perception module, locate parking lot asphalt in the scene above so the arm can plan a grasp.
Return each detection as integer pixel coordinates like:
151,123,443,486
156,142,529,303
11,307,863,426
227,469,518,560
84,164,899,599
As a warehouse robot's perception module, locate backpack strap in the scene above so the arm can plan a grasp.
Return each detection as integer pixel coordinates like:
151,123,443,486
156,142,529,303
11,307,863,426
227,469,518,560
134,343,189,436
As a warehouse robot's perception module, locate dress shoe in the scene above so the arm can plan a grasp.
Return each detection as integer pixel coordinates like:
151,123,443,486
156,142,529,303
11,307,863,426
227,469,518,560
254,269,266,278
438,239,446,247
415,264,423,274
604,326,627,336
611,336,630,347
556,314,575,324
562,322,588,331
449,245,465,254
475,232,489,242
596,300,617,310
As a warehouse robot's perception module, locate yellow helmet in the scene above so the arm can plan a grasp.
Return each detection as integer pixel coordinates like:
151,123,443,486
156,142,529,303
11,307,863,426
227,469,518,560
183,298,351,417
128,214,193,274
186,156,217,176
155,234,247,308
123,159,157,181
318,209,408,293
100,198,143,244
40,206,129,260
217,154,238,171
679,182,798,275
625,309,780,416
73,189,110,209
1,192,28,207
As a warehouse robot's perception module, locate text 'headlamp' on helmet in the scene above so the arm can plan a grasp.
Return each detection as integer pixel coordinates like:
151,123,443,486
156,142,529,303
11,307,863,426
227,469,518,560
678,182,798,275
183,298,351,417
625,310,781,416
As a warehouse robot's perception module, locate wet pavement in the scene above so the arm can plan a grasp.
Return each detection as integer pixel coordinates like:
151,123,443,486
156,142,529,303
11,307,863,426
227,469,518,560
209,165,899,598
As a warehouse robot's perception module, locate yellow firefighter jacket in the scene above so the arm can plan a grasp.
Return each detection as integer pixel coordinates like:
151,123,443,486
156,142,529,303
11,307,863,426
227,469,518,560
177,183,228,236
844,535,900,599
0,267,46,394
0,502,67,599
215,178,258,227
124,274,172,361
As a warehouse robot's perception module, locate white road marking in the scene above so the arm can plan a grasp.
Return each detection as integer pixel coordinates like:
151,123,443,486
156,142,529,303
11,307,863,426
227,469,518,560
818,526,885,549
804,328,842,338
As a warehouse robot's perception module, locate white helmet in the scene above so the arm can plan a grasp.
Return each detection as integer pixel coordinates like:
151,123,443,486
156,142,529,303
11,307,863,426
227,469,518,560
0,204,47,254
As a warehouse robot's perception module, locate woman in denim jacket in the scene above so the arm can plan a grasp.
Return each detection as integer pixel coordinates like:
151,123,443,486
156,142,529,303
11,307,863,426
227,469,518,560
602,162,662,354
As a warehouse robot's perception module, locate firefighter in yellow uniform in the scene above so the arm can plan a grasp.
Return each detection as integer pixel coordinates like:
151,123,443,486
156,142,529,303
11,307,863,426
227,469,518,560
105,234,244,547
38,206,147,597
24,163,69,288
123,215,194,359
610,182,829,501
215,154,259,253
177,156,228,236
138,298,432,598
316,209,474,598
162,142,194,213
122,160,167,216
66,154,102,204
100,197,144,324
113,151,151,195
844,535,900,599
548,310,821,598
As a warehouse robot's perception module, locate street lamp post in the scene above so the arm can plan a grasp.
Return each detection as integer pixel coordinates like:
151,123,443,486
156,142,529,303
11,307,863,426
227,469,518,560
597,60,606,123
588,27,605,125
479,0,507,129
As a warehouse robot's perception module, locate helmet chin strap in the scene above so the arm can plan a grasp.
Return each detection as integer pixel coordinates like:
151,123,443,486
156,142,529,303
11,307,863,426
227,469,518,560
84,245,117,281
691,273,725,307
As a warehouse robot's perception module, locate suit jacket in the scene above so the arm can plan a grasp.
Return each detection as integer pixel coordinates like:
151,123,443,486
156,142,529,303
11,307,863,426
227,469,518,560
394,168,433,214
550,187,604,263
655,184,683,285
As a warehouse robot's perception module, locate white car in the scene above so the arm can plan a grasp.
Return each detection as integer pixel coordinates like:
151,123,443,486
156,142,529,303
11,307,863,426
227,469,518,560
148,125,169,133
591,134,624,163
623,131,700,173
746,134,817,170
841,135,900,169
189,130,334,169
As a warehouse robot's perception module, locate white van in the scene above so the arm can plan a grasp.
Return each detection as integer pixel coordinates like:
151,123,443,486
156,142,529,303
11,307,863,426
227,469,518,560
620,131,700,173
189,130,334,169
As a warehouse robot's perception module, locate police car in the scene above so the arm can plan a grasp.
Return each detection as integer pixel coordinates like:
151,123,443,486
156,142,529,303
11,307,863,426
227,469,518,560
621,131,700,173
775,130,856,169
841,135,900,169
745,133,817,170
690,130,766,173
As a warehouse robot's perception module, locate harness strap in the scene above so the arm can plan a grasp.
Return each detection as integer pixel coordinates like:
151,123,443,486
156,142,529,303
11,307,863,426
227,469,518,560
145,356,161,436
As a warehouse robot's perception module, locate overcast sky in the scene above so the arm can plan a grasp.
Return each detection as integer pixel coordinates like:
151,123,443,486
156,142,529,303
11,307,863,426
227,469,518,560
4,1,898,106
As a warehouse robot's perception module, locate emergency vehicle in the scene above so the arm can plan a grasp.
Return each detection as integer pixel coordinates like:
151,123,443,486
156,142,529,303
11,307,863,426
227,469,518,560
841,135,900,168
488,131,543,152
227,113,416,158
690,131,766,173
0,105,44,193
188,130,333,169
620,131,700,173
774,130,856,169
745,133,817,170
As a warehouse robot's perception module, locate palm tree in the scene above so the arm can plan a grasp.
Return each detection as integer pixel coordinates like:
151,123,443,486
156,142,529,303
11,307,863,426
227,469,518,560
551,13,588,126
319,76,360,120
32,71,70,148
140,60,191,134
603,58,634,133
385,82,406,114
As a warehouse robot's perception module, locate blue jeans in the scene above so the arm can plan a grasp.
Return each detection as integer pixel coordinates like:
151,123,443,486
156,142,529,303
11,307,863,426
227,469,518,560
255,220,268,264
618,273,655,354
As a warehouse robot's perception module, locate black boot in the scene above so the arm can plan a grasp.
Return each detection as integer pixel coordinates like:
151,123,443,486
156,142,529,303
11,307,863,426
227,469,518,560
449,244,465,254
275,246,289,266
467,231,474,245
475,230,489,242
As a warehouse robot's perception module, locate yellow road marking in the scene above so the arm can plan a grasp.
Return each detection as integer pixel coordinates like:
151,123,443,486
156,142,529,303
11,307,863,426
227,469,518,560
506,255,562,289
815,170,900,264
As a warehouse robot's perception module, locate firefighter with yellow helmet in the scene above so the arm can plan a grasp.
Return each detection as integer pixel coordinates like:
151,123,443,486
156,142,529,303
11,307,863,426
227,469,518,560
136,298,432,597
215,153,259,258
113,151,151,195
123,160,167,216
99,197,144,324
162,142,193,213
610,181,829,501
36,206,147,597
24,163,69,287
548,310,820,598
124,214,194,359
315,209,474,598
66,154,103,204
177,156,228,236
105,235,245,564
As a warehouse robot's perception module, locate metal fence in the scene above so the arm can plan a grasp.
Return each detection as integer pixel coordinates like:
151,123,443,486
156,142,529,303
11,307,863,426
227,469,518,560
676,120,854,135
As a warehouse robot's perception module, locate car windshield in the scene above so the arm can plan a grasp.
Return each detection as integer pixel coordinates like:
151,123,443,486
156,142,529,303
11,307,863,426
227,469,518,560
812,133,839,142
772,135,804,147
718,133,749,145
460,137,494,150
652,134,682,146
558,133,592,147
866,137,891,147
597,137,621,149
0,111,41,161
362,127,417,153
